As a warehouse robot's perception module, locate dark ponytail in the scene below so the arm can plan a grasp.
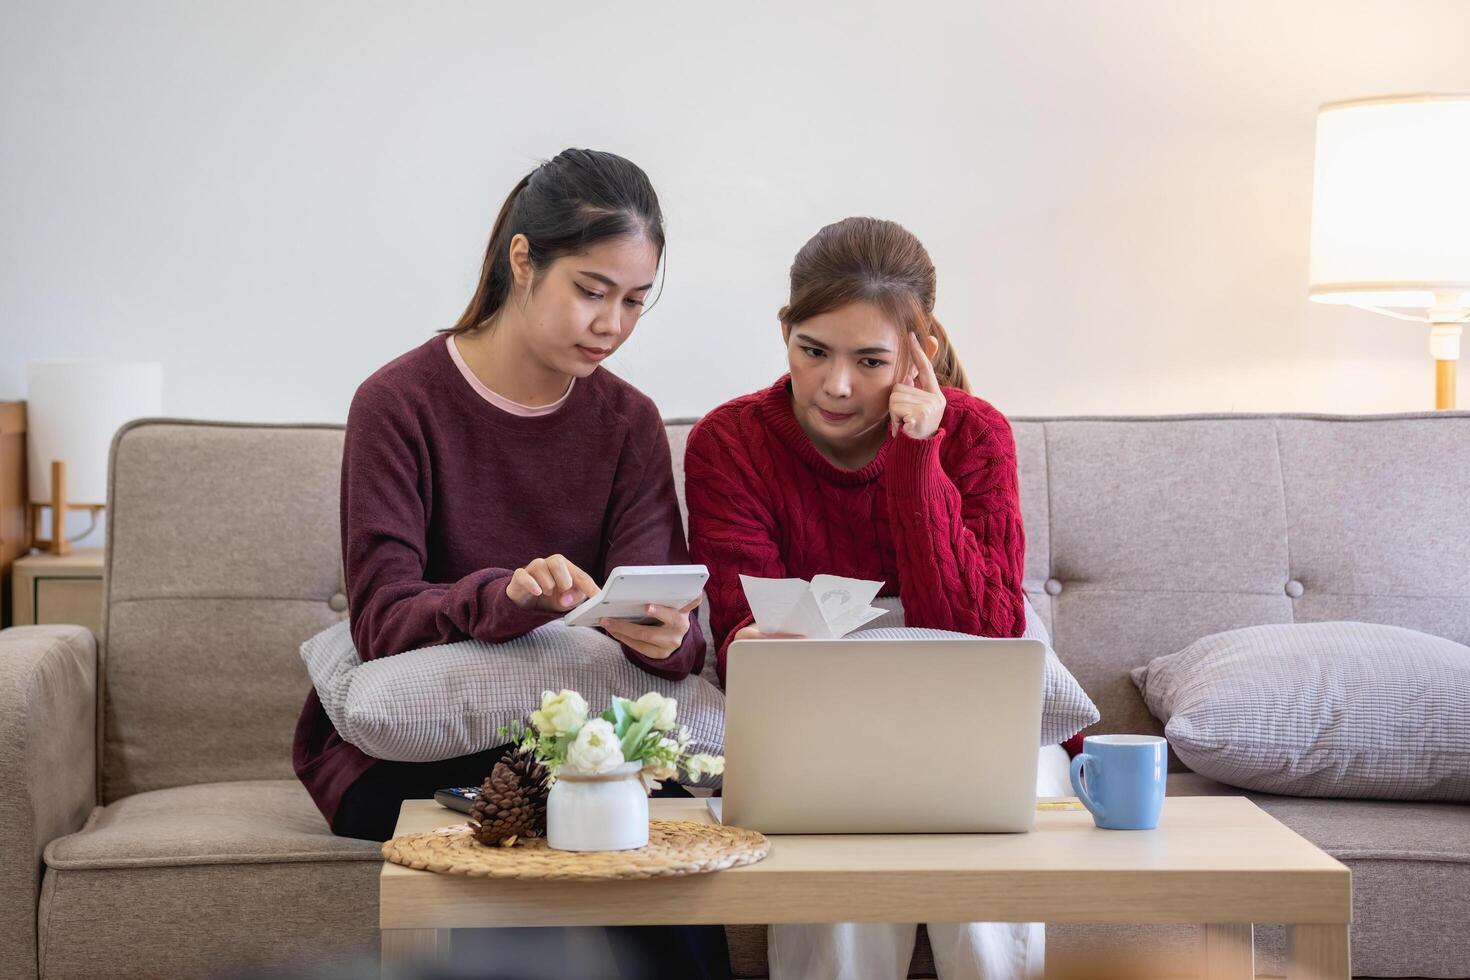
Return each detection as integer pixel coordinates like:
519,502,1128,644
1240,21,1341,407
444,149,665,336
780,216,970,392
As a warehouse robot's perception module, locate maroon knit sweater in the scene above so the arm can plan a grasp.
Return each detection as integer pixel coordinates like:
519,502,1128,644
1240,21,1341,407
684,377,1027,683
293,337,704,827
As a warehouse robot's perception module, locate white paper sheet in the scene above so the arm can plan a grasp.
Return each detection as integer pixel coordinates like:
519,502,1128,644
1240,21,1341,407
739,574,887,639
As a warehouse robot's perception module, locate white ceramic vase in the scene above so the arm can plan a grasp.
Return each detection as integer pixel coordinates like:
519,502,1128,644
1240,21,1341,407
546,761,649,851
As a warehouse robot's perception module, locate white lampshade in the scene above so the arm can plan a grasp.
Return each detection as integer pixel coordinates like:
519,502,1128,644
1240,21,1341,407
27,361,163,505
1308,94,1470,310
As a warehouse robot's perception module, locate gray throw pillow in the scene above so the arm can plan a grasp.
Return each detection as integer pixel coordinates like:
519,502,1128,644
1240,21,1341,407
300,620,725,783
854,594,1100,746
1131,621,1470,800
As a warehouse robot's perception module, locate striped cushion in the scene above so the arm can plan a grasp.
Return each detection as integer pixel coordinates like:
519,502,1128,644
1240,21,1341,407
300,620,725,782
1132,622,1470,800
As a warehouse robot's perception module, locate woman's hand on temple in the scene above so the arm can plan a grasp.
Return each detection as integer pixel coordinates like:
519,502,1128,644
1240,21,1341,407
507,554,601,612
888,332,946,439
599,595,703,661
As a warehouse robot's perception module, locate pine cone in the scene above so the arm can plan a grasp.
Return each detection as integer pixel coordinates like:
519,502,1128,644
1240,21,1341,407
467,747,549,847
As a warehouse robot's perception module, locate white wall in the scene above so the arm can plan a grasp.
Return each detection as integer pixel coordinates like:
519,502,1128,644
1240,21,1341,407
4,0,1470,426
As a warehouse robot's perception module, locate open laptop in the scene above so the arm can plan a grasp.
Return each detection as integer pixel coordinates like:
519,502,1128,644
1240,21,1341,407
710,637,1046,834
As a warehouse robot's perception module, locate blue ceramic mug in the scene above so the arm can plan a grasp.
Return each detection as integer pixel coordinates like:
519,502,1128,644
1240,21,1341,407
1068,734,1168,830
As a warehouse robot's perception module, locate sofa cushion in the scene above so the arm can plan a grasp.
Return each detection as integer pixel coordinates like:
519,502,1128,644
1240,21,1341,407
38,780,380,980
104,421,349,804
43,780,380,869
102,598,343,806
1133,621,1470,801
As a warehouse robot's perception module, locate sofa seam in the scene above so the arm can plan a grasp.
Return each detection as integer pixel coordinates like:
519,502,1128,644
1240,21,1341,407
43,852,383,872
1327,851,1470,864
1040,417,1052,587
1027,585,1470,599
39,857,58,979
1272,419,1296,626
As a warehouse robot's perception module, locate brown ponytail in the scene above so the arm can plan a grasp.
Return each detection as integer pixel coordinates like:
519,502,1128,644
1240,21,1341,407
780,216,970,393
925,315,969,392
448,173,532,335
444,149,665,336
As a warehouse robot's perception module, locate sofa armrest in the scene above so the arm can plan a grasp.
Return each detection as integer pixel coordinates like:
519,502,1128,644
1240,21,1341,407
0,625,98,980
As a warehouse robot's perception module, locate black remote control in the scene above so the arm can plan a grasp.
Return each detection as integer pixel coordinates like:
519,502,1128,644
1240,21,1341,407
433,786,479,814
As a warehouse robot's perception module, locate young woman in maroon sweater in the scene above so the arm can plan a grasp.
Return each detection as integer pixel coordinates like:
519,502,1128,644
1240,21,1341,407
293,149,728,979
685,217,1065,980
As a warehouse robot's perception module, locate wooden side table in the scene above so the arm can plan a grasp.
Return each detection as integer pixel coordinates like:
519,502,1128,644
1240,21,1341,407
11,548,105,636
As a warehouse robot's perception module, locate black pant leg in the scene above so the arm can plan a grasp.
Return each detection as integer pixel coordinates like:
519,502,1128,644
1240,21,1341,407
604,781,732,980
336,745,573,979
337,753,730,980
332,744,515,843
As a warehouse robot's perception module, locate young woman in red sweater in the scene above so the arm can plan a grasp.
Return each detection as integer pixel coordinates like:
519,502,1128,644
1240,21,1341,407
684,217,1067,980
293,149,728,979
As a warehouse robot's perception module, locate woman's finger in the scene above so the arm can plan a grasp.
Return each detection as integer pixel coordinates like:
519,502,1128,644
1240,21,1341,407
600,618,676,659
567,562,602,599
604,606,685,638
644,604,695,630
889,393,916,435
526,559,557,595
601,619,647,650
547,554,574,593
908,332,942,392
600,617,657,643
509,567,542,601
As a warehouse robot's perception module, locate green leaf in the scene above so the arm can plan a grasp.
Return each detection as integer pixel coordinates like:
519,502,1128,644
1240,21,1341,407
611,697,632,737
619,713,656,760
600,708,617,724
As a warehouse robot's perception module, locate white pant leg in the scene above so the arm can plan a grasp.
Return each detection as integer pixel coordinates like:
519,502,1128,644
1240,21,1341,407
924,747,1068,979
769,922,917,980
769,747,1073,980
926,921,1045,980
1036,743,1073,798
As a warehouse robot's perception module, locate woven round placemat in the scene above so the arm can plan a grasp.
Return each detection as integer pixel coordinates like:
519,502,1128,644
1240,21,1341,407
382,820,770,880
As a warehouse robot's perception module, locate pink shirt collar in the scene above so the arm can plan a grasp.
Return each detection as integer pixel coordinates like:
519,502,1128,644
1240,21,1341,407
446,335,574,417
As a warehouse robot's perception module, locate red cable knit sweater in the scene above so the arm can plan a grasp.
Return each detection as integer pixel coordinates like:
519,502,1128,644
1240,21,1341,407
685,376,1027,684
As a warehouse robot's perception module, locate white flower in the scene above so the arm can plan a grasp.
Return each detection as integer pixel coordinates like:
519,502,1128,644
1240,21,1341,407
685,753,725,780
530,689,587,736
639,757,678,793
630,692,678,731
644,758,678,780
566,718,624,774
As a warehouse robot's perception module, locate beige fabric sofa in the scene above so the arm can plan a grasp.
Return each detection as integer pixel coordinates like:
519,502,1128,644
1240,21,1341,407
3,413,1468,979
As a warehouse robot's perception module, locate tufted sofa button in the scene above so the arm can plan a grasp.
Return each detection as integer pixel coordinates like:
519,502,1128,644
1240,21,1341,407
1285,580,1304,599
1044,578,1064,596
328,592,349,612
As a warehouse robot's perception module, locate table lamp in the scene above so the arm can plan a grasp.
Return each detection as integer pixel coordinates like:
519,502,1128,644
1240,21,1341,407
26,361,163,555
1308,94,1470,410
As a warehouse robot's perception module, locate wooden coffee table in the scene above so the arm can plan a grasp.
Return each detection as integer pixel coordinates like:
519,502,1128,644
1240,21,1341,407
381,795,1350,979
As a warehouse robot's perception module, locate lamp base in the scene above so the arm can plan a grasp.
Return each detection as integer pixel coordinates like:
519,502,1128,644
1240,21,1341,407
1436,359,1457,410
28,503,105,557
27,460,105,557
